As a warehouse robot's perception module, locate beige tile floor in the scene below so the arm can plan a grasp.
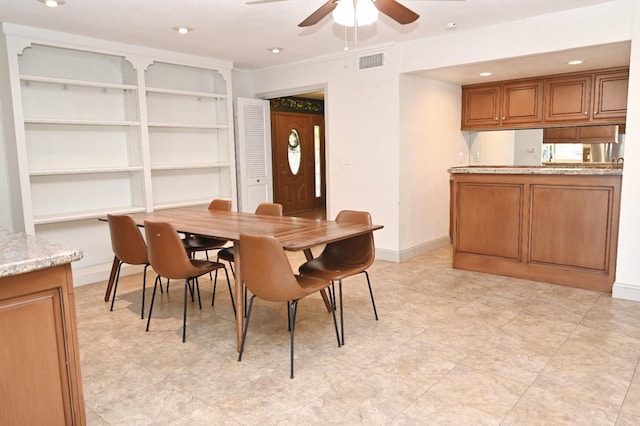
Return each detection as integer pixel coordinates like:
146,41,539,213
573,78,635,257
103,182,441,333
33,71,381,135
76,246,640,425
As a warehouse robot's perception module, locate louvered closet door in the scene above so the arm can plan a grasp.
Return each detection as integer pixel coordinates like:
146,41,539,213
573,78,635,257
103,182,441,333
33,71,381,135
236,98,273,213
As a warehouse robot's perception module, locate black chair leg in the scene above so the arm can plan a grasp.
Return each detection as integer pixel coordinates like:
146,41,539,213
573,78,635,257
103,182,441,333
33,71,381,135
109,261,123,311
289,300,299,379
238,295,257,362
141,264,149,319
145,275,161,332
329,283,341,347
339,279,345,346
183,279,189,343
195,278,202,310
363,271,378,320
212,269,219,306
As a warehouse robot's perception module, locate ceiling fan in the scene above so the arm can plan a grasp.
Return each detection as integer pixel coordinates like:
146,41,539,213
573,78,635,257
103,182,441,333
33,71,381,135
298,0,464,28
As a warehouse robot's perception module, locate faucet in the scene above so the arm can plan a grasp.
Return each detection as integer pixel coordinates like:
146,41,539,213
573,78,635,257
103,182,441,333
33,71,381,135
611,157,624,169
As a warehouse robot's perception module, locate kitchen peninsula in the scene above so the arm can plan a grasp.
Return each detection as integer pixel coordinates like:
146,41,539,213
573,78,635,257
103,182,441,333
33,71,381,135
449,166,622,292
0,229,85,425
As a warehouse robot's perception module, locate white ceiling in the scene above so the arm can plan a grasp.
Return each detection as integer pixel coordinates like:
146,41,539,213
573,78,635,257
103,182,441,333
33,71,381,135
0,0,628,84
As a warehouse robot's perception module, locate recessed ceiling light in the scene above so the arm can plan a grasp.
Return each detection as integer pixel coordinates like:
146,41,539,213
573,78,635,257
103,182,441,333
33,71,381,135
479,72,492,77
268,47,283,54
568,60,584,65
172,26,193,35
38,0,65,7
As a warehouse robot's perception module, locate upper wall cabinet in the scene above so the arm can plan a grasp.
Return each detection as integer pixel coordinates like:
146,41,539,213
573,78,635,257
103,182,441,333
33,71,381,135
461,67,628,131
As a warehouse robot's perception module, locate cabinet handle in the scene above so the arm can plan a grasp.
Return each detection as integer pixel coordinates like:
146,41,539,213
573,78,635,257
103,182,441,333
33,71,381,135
584,111,588,115
502,116,506,120
495,117,498,120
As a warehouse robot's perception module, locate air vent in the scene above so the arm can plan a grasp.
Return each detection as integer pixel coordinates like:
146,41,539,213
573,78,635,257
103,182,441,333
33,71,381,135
359,53,384,70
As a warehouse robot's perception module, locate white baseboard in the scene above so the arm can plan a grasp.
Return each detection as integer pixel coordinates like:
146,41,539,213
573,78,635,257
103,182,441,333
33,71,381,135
72,262,146,287
375,236,451,263
612,281,640,302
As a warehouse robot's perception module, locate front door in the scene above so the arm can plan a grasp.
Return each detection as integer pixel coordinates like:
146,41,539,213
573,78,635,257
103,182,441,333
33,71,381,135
271,111,324,214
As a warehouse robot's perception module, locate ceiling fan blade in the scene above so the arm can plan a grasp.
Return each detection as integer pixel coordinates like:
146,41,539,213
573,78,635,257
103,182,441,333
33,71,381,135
374,0,420,25
298,1,338,27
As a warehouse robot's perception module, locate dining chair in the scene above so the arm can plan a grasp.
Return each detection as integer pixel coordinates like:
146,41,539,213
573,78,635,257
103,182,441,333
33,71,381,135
298,210,378,346
107,214,151,319
144,220,232,342
237,233,340,379
182,198,231,269
214,202,283,310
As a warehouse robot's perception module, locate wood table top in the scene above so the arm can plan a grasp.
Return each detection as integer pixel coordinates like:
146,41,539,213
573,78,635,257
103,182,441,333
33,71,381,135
125,206,383,251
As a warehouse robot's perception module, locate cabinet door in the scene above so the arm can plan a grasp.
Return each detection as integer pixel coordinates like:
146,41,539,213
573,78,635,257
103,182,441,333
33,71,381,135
461,86,501,129
544,75,592,122
501,81,543,125
593,70,628,121
543,125,618,143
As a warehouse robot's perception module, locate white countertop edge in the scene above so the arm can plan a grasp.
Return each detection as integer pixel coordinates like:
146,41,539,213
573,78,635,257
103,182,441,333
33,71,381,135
0,229,83,278
448,167,623,176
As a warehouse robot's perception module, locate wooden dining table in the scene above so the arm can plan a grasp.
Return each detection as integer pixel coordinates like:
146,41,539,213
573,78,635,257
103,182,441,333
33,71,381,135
102,206,383,350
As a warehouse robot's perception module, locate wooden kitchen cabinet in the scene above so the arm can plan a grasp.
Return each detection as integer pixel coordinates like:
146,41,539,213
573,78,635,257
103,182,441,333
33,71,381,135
462,80,543,129
593,70,629,120
544,74,592,123
543,125,618,143
461,67,629,130
461,85,501,128
0,263,86,425
451,171,621,292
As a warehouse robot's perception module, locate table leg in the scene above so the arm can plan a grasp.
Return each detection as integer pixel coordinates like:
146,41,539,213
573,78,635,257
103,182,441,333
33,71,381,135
104,256,120,302
303,248,332,313
234,240,244,352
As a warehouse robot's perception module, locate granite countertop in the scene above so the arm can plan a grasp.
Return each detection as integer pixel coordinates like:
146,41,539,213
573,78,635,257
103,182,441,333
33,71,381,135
448,165,623,176
0,228,83,278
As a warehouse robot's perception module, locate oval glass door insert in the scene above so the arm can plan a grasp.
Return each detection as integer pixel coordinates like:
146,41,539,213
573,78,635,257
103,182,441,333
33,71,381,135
288,128,301,175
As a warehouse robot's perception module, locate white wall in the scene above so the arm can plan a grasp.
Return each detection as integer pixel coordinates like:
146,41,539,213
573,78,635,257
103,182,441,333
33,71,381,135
514,129,543,166
613,0,640,301
398,74,466,256
251,46,401,257
467,130,516,165
400,0,633,74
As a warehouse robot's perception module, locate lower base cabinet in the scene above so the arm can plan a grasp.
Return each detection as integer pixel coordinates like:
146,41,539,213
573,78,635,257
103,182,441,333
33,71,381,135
0,264,86,425
451,172,621,292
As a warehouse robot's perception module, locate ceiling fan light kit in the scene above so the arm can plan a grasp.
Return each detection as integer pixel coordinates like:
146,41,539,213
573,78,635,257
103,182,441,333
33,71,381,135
299,0,424,28
333,0,379,27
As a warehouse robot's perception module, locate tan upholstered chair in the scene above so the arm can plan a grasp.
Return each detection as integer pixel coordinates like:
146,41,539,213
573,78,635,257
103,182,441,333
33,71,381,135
237,233,339,378
107,214,150,319
144,220,232,342
298,210,378,345
215,203,283,310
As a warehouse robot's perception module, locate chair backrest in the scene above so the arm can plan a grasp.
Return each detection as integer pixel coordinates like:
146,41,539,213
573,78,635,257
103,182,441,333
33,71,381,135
239,233,309,302
107,214,148,265
321,210,375,269
254,202,283,217
208,199,232,211
144,220,202,280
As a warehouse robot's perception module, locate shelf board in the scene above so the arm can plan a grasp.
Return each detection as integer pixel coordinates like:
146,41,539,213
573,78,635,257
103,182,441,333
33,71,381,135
24,118,140,126
29,166,144,176
150,163,230,171
21,75,137,91
153,199,229,210
147,122,227,129
33,206,147,225
146,87,226,99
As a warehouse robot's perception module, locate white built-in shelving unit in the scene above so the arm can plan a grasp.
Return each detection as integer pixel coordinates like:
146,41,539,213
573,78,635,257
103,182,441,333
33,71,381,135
145,62,232,209
0,23,236,281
